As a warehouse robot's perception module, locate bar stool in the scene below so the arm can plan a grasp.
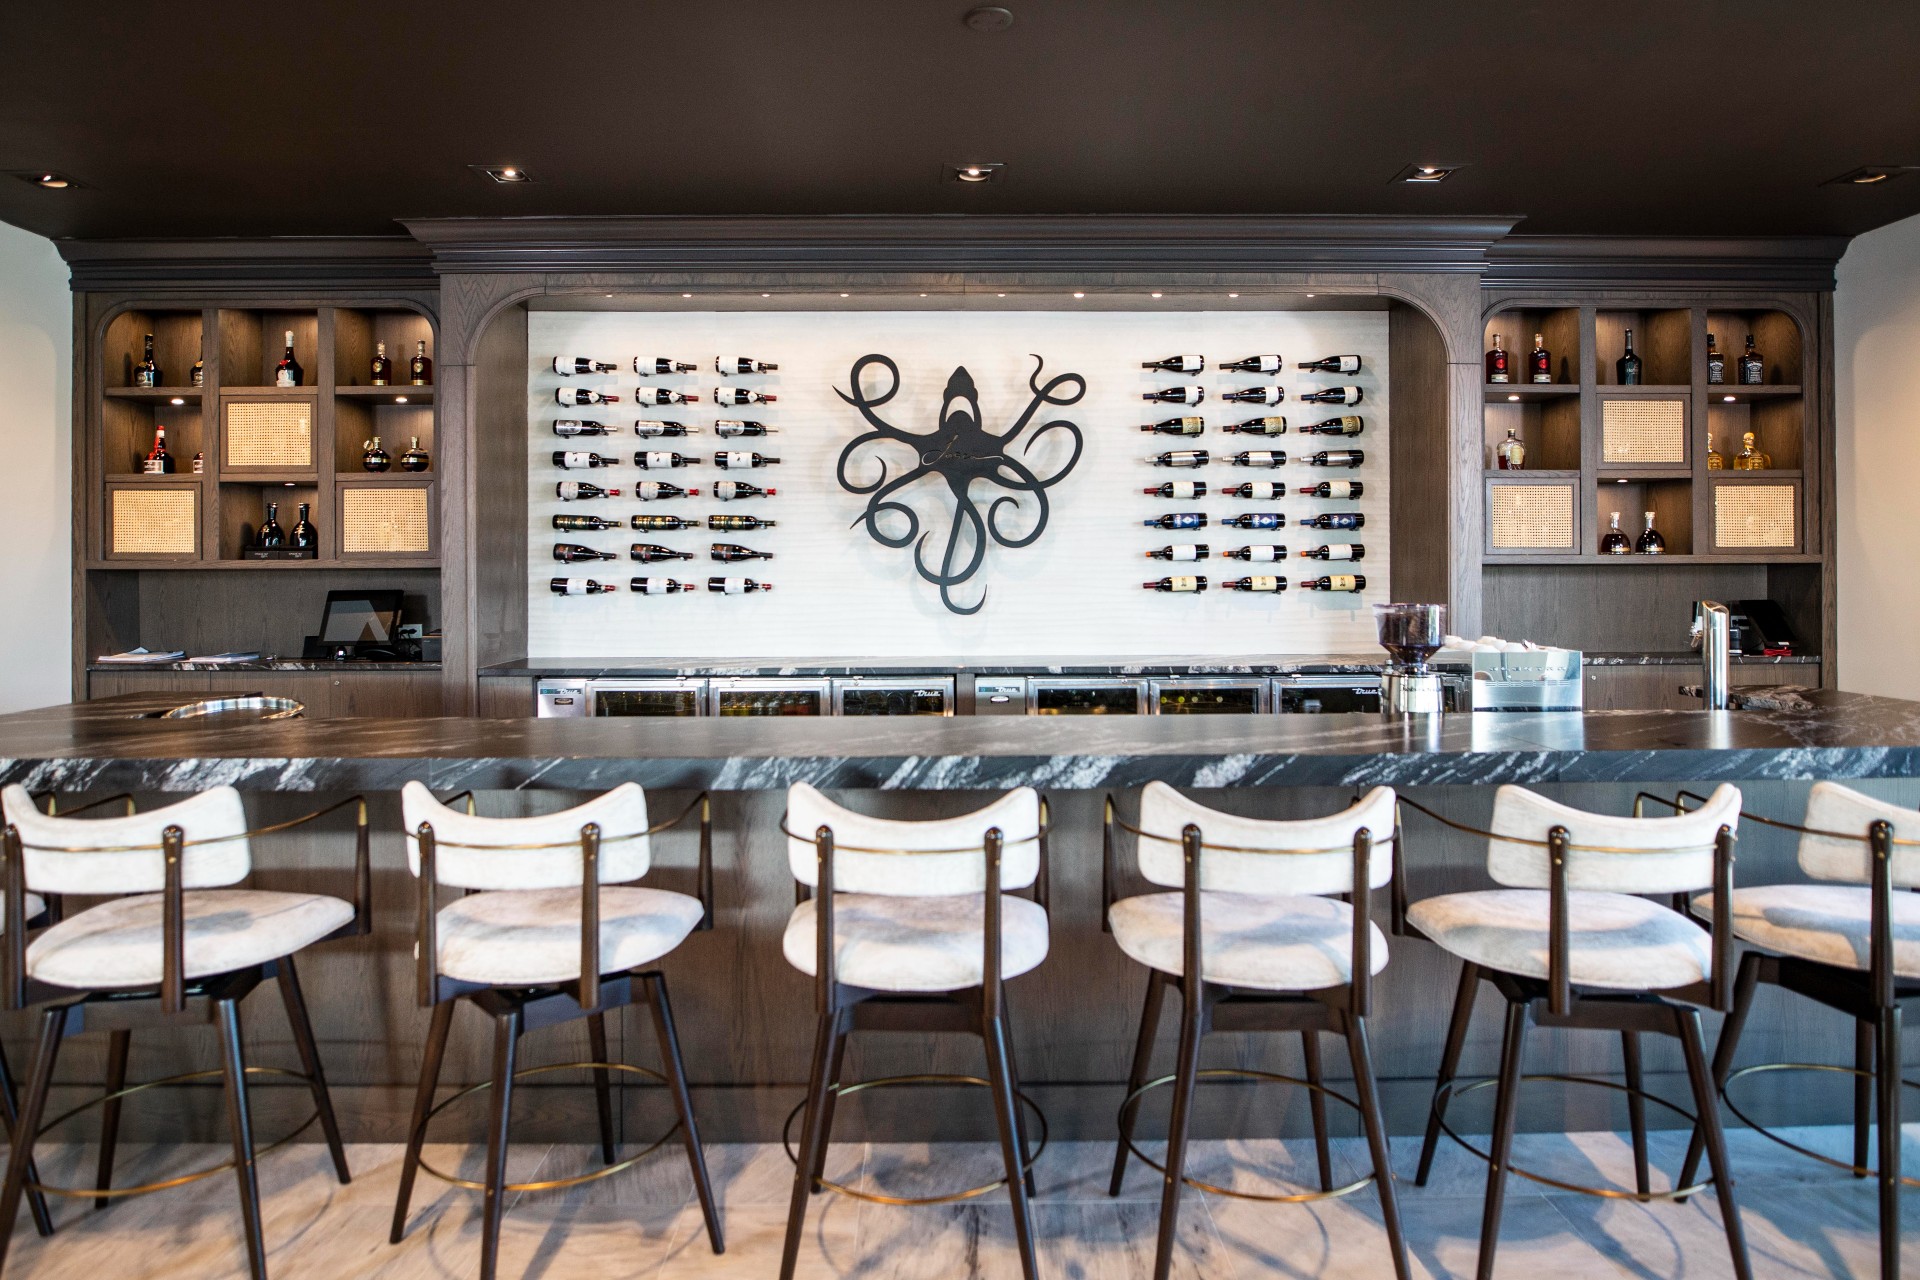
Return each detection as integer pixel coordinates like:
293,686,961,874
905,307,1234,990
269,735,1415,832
390,782,723,1280
1405,783,1752,1280
0,783,370,1280
779,783,1049,1280
1104,782,1411,1280
1672,781,1920,1280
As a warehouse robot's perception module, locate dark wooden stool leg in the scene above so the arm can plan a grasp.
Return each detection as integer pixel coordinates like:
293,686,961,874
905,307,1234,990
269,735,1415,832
276,956,349,1184
1152,992,1204,1280
1475,998,1530,1280
1876,1003,1902,1280
92,1028,130,1212
1110,970,1166,1196
1303,1028,1334,1193
1675,1004,1753,1280
1418,961,1480,1186
216,997,266,1280
997,994,1039,1199
1622,1030,1651,1197
1345,1011,1411,1280
1679,950,1762,1195
808,1018,848,1194
478,1009,521,1280
1855,1017,1875,1180
586,1011,617,1166
390,997,455,1244
780,1011,839,1280
644,973,722,1254
984,1007,1038,1280
0,1007,67,1263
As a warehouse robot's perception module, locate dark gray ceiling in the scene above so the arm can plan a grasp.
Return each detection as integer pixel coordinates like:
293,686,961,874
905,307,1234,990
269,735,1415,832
3,1,1917,243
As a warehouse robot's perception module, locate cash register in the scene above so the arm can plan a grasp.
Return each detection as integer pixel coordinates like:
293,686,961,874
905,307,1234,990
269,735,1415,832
301,589,421,662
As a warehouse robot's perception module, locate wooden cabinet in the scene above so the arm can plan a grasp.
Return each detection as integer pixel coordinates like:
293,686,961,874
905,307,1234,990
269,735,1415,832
1583,662,1819,711
82,669,442,718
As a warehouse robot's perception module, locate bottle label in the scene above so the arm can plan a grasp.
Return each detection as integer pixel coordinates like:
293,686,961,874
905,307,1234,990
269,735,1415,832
143,457,164,474
1323,481,1355,498
1245,546,1279,562
1247,576,1280,592
1241,514,1281,529
642,451,674,468
1168,544,1200,561
634,359,661,374
637,481,663,501
638,579,672,595
1327,575,1358,591
1166,481,1200,499
637,386,667,402
1242,482,1279,499
720,578,747,595
1168,576,1199,593
276,368,296,388
1337,356,1360,373
715,420,752,435
1324,545,1355,561
558,481,583,500
561,451,593,468
634,421,669,436
1242,451,1281,467
562,581,588,596
722,451,754,468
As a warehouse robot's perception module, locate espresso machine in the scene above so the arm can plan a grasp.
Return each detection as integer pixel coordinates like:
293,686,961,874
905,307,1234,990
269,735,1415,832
1375,602,1447,715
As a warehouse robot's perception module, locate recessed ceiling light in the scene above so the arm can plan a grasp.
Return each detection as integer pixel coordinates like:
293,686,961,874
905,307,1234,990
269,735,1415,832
963,5,1015,32
948,161,1006,184
997,293,1007,298
396,396,409,404
840,292,850,298
12,171,78,189
1306,293,1316,298
1073,291,1085,299
1151,292,1163,299
1823,166,1913,186
681,293,693,298
761,293,771,298
1228,293,1239,298
1507,395,1520,402
1617,478,1628,484
604,294,613,298
920,293,929,298
169,397,184,406
1724,395,1736,402
1393,163,1463,184
471,164,533,184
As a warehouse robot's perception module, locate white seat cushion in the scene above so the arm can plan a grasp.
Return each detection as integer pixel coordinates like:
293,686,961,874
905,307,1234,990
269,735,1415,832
1109,892,1387,992
435,886,703,986
1696,884,1920,979
1407,889,1711,992
783,893,1049,993
27,891,352,990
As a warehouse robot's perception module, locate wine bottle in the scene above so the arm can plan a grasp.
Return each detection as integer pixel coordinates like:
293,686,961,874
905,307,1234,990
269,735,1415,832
1141,417,1204,436
1144,512,1206,530
1706,334,1725,385
716,356,779,375
635,386,697,405
290,502,317,550
553,514,620,532
1224,481,1282,500
1221,512,1284,530
1617,329,1643,385
711,543,774,561
409,341,432,386
1301,574,1365,593
258,501,286,548
1299,416,1363,437
1221,386,1284,406
715,450,779,469
1143,385,1205,405
557,387,619,406
1299,354,1362,374
631,544,695,562
708,513,776,531
714,419,775,437
634,420,695,438
1528,334,1551,384
1300,543,1365,561
1300,512,1364,530
1298,480,1364,499
1147,450,1208,468
190,350,204,388
1223,417,1286,437
371,343,392,384
1229,449,1285,468
708,576,772,594
1223,545,1284,562
1635,511,1666,554
556,480,621,501
714,479,775,500
275,331,302,387
143,426,175,474
1485,334,1510,384
191,451,204,474
1142,354,1206,373
634,480,698,501
1144,480,1206,499
1600,511,1631,554
629,577,694,594
362,437,391,472
553,450,613,469
632,514,701,531
554,543,616,562
553,419,616,436
634,451,693,469
1495,429,1525,470
1146,544,1208,561
1221,355,1282,374
551,578,617,595
1306,449,1364,468
1738,334,1764,385
1143,576,1207,593
635,357,697,375
1298,385,1363,405
134,333,160,387
713,386,776,406
553,355,618,375
1224,576,1287,592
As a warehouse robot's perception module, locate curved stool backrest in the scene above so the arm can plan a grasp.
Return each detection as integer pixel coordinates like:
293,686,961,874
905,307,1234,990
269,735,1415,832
401,780,652,890
1489,782,1741,895
1799,781,1920,888
1135,781,1395,896
0,783,250,894
786,782,1041,896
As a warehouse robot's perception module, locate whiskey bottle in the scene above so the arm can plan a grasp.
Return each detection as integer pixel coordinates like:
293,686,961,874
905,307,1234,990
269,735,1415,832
557,388,619,406
634,420,695,438
290,502,317,551
1223,544,1284,562
635,386,697,405
1706,334,1725,385
257,501,287,548
1616,329,1643,385
1144,480,1206,499
1528,334,1552,384
1297,386,1363,406
553,513,620,532
362,437,391,472
636,357,697,375
708,513,776,531
554,543,616,562
1141,417,1205,436
371,342,392,385
1221,386,1285,406
1147,450,1209,468
143,426,175,474
1706,434,1725,470
1300,543,1364,561
1142,576,1207,593
630,544,695,562
551,578,617,595
554,355,618,375
1143,385,1205,405
714,420,775,437
708,576,773,594
1144,512,1206,530
1495,429,1525,470
715,451,780,469
1732,430,1772,470
716,356,779,374
275,331,303,387
1485,334,1510,384
1301,574,1366,592
633,480,698,501
400,438,430,472
1306,449,1365,468
1224,576,1287,592
1146,544,1208,561
1600,511,1631,554
190,451,204,474
1635,511,1666,554
1298,480,1364,499
190,350,204,388
556,480,621,501
711,543,774,561
1299,416,1363,437
1230,449,1286,468
1221,512,1284,530
1223,480,1282,500
630,577,694,594
134,333,161,387
1299,354,1362,374
1221,355,1282,374
1300,512,1364,530
713,479,775,500
1223,417,1286,436
631,514,701,531
553,419,617,436
1738,334,1764,385
1142,355,1206,373
713,386,776,406
634,451,693,469
409,341,432,386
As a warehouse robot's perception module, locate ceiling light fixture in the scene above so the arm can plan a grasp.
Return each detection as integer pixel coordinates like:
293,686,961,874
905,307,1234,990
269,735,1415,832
1822,166,1915,186
471,164,533,184
396,396,409,404
1507,395,1520,402
997,293,1007,298
169,397,184,406
761,293,771,298
1393,162,1463,184
1724,395,1736,402
1228,293,1239,298
948,161,1006,184
12,171,78,189
681,293,693,298
840,292,850,298
1073,291,1085,299
963,5,1015,32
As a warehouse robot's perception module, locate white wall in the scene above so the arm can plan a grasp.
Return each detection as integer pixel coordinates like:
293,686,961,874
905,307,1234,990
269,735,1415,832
0,224,70,711
1836,211,1920,698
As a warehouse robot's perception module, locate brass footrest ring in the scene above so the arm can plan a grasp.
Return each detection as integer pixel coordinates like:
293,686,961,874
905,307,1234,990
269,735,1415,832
1433,1073,1710,1200
27,1066,319,1199
1120,1068,1375,1203
780,1073,1049,1206
1721,1061,1920,1187
415,1061,681,1194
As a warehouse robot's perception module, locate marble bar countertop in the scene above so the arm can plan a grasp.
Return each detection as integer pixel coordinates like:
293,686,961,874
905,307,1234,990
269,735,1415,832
0,689,1904,795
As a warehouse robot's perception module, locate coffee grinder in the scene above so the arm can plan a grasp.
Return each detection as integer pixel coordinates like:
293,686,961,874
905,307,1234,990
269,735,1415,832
1374,602,1447,715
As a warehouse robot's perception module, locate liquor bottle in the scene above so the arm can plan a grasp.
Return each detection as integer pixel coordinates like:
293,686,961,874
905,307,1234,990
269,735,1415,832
1732,430,1772,470
1224,480,1282,500
711,543,774,561
362,437,391,472
1528,334,1552,384
1706,334,1725,385
630,577,694,594
1495,429,1525,470
1224,576,1287,592
1146,544,1208,561
633,480,698,501
1144,512,1206,530
1485,334,1510,384
1142,576,1207,593
715,450,779,469
1299,354,1363,374
635,386,697,405
190,350,204,388
1223,544,1284,562
631,544,695,562
1147,449,1208,468
708,576,772,594
1600,512,1631,554
1616,329,1643,385
258,501,286,548
554,419,617,436
554,543,616,563
1706,434,1725,470
143,426,175,474
634,450,694,469
1306,449,1365,468
190,451,204,474
1221,512,1284,530
1223,417,1286,436
1300,543,1365,561
275,331,303,387
553,450,613,469
290,502,317,550
1301,574,1365,593
1299,416,1363,437
716,356,779,375
551,578,617,595
557,388,619,406
553,355,618,375
1143,480,1206,499
1635,512,1666,554
553,514,621,532
1229,449,1285,468
714,479,775,500
1299,480,1364,499
371,342,392,385
1141,417,1205,436
1221,386,1284,406
1301,512,1365,530
635,357,697,375
409,341,432,386
634,420,695,438
632,514,702,531
713,386,776,406
1143,385,1205,405
557,480,621,501
1142,354,1206,373
714,419,775,437
1298,386,1363,405
1738,334,1764,385
134,333,161,388
1221,354,1282,374
709,513,777,531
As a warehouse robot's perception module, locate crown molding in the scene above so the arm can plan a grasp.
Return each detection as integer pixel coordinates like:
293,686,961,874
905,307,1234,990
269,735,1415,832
57,236,435,292
1483,234,1850,292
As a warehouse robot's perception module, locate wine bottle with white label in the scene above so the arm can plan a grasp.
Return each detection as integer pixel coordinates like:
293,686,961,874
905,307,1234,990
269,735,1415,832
1298,386,1364,405
1144,481,1206,499
709,513,777,531
556,480,621,501
1301,512,1365,530
714,480,775,501
1221,354,1283,374
1142,355,1205,373
633,480,699,501
1299,354,1363,373
632,514,701,531
1143,576,1207,593
716,356,779,374
1224,480,1283,500
1147,450,1208,468
1300,543,1366,561
1230,450,1286,468
550,578,618,595
634,451,694,469
708,576,772,594
715,451,779,469
1306,449,1365,468
1145,512,1207,530
713,387,776,406
1223,545,1285,561
554,419,616,437
1222,512,1285,530
1224,576,1287,592
1221,386,1285,406
1146,544,1209,561
634,420,695,438
1223,417,1286,436
1298,480,1365,499
557,388,619,406
553,543,616,563
711,543,774,561
714,419,775,437
1299,416,1364,437
629,577,694,594
1302,574,1366,592
635,357,697,375
635,386,698,405
1143,385,1205,405
554,514,619,532
631,544,695,562
552,451,613,469
274,331,303,387
553,356,618,375
1141,417,1204,436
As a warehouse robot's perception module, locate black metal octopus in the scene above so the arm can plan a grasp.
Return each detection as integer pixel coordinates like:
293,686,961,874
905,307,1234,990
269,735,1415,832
835,353,1085,615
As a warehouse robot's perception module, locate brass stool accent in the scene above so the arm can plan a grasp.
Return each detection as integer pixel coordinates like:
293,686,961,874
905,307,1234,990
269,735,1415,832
1719,1061,1920,1186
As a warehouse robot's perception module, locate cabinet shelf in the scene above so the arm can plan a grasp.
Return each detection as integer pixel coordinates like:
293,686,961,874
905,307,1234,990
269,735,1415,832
334,386,434,404
335,470,432,482
1484,468,1578,479
1483,384,1579,403
1596,384,1692,396
105,387,202,404
1483,552,1823,566
1708,385,1801,403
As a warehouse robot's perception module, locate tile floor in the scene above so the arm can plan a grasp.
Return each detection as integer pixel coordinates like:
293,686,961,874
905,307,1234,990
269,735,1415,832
0,1125,1914,1278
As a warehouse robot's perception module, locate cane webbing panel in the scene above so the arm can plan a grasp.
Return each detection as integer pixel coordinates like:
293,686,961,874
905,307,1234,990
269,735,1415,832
1601,399,1687,464
1489,483,1575,550
1714,485,1797,549
341,487,429,554
224,401,313,469
108,488,197,556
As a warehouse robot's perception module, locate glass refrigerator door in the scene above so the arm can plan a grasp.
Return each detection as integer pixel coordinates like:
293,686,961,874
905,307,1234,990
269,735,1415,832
712,681,829,717
838,683,953,716
590,684,706,717
1030,681,1144,715
1151,681,1268,715
1272,678,1382,714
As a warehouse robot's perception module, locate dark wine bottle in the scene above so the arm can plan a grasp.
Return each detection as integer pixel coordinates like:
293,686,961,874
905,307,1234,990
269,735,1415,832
551,578,616,595
1229,450,1285,468
713,386,776,406
1297,386,1362,405
553,419,616,436
1142,575,1207,593
258,501,287,548
633,480,698,501
1221,354,1282,374
409,341,432,386
632,514,701,531
1144,512,1206,530
1147,450,1208,468
1635,511,1666,554
715,450,779,469
635,357,697,375
1224,576,1287,592
1142,354,1205,373
556,480,621,501
1299,416,1363,437
553,355,617,375
635,386,697,405
1223,545,1285,562
713,479,775,501
1600,511,1631,554
630,577,694,594
1298,355,1362,373
708,576,772,594
1485,334,1510,384
708,514,776,531
274,331,303,387
714,419,775,437
1528,334,1551,384
634,420,694,438
1298,480,1364,499
634,450,693,469
134,333,161,388
557,388,618,406
554,543,616,562
1221,512,1284,530
1617,329,1643,385
1306,449,1364,468
1224,481,1282,500
1221,386,1284,406
553,450,612,469
1301,574,1365,592
711,543,774,561
1146,544,1208,561
1300,543,1365,561
1300,512,1364,530
553,514,619,532
630,544,694,562
1223,417,1286,436
371,343,392,384
1141,417,1204,436
143,426,176,474
290,503,317,550
716,356,778,375
1144,481,1206,499
1142,385,1204,405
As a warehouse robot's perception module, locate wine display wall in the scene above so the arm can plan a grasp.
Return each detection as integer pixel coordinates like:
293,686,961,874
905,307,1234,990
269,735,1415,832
526,310,1389,659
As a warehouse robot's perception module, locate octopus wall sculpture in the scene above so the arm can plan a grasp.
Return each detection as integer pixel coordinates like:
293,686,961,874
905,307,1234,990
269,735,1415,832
835,352,1085,615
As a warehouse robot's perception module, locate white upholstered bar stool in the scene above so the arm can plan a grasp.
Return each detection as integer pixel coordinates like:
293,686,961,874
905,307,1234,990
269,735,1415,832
1678,781,1920,1280
1105,782,1410,1280
0,783,368,1280
390,782,722,1280
1406,783,1752,1280
779,782,1049,1280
